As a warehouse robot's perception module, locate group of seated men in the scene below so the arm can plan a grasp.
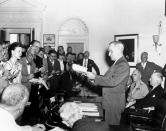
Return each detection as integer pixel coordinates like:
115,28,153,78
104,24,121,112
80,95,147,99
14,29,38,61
125,51,165,108
122,51,166,126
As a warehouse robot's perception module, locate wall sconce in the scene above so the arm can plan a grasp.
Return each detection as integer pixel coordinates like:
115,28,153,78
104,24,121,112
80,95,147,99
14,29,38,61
152,21,162,55
153,35,161,50
152,35,162,55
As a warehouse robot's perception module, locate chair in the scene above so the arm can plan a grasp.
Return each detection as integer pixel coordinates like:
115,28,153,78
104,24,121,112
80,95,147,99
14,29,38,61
130,94,166,131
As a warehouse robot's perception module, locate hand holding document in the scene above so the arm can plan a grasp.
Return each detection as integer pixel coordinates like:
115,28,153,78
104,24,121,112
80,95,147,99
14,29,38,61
86,71,96,80
29,77,49,90
72,64,87,73
72,64,96,80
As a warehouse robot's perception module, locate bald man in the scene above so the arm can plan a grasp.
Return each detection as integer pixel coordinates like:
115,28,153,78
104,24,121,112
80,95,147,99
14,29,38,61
59,102,109,131
0,83,45,131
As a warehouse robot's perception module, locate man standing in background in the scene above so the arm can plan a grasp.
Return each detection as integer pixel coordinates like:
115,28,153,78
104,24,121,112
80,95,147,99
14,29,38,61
136,52,162,86
82,51,100,75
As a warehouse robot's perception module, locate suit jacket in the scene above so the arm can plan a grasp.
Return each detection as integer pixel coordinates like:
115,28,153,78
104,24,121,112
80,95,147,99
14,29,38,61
47,58,61,76
95,56,130,125
161,64,166,89
71,118,110,131
136,61,162,86
81,58,100,75
34,55,48,72
135,85,164,109
19,57,36,90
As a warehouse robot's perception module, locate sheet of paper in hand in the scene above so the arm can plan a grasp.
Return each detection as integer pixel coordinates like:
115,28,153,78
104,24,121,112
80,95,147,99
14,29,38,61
72,64,87,73
29,78,49,90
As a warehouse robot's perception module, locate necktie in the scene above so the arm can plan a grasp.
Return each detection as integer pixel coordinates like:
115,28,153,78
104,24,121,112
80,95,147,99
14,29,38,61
142,63,145,69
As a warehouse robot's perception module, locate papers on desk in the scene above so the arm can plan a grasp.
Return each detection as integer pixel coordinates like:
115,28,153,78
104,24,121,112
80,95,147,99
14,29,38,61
82,112,100,117
77,103,100,117
29,78,49,90
77,103,98,111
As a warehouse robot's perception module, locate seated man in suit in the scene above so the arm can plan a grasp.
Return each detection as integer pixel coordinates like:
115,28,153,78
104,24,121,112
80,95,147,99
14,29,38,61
57,102,110,131
122,72,164,125
130,71,164,109
136,52,162,86
126,69,149,107
82,51,100,75
0,83,45,131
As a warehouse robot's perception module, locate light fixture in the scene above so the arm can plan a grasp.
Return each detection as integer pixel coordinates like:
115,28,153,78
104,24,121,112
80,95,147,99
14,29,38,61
152,35,161,51
153,21,162,55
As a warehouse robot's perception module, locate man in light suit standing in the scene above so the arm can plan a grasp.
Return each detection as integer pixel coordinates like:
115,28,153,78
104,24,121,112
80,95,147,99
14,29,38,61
20,52,36,91
86,41,130,125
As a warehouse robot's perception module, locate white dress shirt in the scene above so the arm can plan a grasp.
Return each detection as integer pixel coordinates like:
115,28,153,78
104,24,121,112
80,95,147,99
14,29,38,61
59,59,64,71
0,107,32,131
141,62,147,69
26,60,31,74
83,59,88,68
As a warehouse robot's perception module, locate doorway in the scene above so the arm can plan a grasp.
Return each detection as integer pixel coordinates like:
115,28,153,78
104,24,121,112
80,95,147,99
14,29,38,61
1,28,35,46
10,33,30,46
67,42,84,55
58,18,89,52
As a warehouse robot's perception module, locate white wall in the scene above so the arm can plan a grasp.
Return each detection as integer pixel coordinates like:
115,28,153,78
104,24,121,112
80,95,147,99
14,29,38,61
41,0,166,74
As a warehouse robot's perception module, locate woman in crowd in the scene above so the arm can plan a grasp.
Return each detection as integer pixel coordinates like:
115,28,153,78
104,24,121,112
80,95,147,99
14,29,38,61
4,42,23,83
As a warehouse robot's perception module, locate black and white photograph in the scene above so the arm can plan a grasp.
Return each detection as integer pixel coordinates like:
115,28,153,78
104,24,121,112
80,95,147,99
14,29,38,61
0,0,165,131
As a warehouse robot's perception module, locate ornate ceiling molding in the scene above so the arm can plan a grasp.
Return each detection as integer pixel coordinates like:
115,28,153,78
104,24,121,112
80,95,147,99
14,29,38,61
0,0,46,12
